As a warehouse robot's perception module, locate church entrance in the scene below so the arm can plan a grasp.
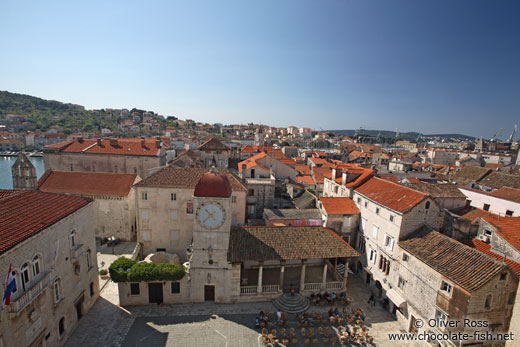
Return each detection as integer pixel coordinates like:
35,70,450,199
148,283,163,304
204,285,215,301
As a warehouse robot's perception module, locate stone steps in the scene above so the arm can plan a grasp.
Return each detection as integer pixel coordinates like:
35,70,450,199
272,294,310,314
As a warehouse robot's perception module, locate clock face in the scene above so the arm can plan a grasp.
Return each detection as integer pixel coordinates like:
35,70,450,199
196,203,225,230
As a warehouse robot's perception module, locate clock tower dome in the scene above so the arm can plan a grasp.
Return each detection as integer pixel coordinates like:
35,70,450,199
189,169,234,302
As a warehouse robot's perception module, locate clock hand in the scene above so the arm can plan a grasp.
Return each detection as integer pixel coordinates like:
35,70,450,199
203,215,211,223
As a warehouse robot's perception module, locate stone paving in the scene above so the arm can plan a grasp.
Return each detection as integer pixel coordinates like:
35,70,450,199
66,272,417,347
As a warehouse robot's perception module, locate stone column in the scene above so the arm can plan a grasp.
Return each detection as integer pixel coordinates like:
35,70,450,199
321,262,328,290
257,262,263,294
299,260,306,293
279,261,285,292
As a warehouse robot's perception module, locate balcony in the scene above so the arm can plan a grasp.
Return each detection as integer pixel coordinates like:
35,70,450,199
9,272,51,314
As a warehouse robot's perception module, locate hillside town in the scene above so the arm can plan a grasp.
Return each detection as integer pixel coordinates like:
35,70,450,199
1,117,520,347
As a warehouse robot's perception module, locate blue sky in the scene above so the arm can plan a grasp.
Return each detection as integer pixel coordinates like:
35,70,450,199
1,1,519,139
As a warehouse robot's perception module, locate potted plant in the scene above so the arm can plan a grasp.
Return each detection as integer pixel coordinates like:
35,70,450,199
99,268,109,279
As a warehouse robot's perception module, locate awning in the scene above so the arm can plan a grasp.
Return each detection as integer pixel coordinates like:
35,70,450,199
386,289,406,307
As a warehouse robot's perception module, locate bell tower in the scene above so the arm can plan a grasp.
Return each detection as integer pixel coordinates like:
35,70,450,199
11,153,37,189
189,168,233,302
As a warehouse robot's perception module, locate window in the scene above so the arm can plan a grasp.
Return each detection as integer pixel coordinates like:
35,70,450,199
384,234,395,251
86,250,92,269
402,253,409,262
376,207,380,215
357,197,361,203
500,273,507,281
369,249,377,264
54,279,61,303
58,317,65,337
70,230,76,248
435,310,447,327
485,294,492,309
247,205,255,217
171,210,178,221
506,210,513,217
440,281,452,295
364,201,368,208
141,192,148,200
186,202,193,214
171,282,181,294
483,203,490,211
134,167,137,174
21,263,30,291
90,282,95,297
171,193,176,201
398,277,406,290
232,196,237,203
390,215,394,222
484,229,493,237
372,225,379,239
70,163,73,172
248,189,255,196
170,231,179,241
508,292,515,305
425,201,431,210
130,283,140,295
32,255,41,277
361,218,367,231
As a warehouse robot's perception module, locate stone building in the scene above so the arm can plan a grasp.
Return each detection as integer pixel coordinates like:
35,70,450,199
195,137,230,169
352,177,441,314
398,231,517,345
43,137,166,179
263,208,323,227
11,152,37,189
318,197,360,245
0,190,98,347
134,167,247,257
322,165,373,198
37,170,140,241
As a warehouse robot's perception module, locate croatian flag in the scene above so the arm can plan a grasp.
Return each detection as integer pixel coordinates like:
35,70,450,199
3,264,16,306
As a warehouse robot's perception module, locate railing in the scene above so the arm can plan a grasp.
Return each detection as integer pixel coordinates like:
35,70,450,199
326,281,344,290
262,284,279,293
10,272,51,313
240,286,257,295
304,283,322,291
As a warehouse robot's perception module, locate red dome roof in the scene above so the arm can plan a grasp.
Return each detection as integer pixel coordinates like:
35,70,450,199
194,171,232,198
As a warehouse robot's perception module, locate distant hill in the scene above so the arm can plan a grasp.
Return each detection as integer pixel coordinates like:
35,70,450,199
328,129,475,141
0,90,175,134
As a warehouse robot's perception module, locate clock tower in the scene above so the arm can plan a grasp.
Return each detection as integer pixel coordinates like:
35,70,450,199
189,169,233,302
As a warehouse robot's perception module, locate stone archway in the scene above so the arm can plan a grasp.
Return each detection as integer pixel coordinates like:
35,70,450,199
375,280,383,298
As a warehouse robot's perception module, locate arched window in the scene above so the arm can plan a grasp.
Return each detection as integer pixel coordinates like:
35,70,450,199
21,263,30,291
425,201,431,210
58,317,65,337
70,231,77,249
32,255,41,277
485,295,492,309
86,249,91,269
54,278,61,303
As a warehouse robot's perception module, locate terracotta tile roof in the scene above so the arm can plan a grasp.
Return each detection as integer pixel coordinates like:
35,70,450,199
320,197,360,215
296,175,315,185
197,137,229,151
489,187,520,203
449,165,492,184
477,215,520,252
308,157,329,166
400,231,509,292
228,226,360,262
264,209,322,220
479,172,520,189
469,239,520,276
312,167,332,184
355,177,427,213
295,165,311,175
44,138,162,157
135,167,246,191
405,183,466,199
0,190,92,254
37,170,138,197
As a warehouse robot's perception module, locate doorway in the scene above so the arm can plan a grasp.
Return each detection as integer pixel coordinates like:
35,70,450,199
148,283,163,304
204,285,215,301
75,296,84,321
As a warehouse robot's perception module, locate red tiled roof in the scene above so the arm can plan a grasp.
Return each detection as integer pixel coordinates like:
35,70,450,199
194,172,232,197
320,197,360,215
135,167,246,191
228,226,360,262
489,187,520,203
197,137,229,151
312,167,332,184
296,176,315,185
400,231,509,292
295,165,311,176
469,239,520,276
44,138,162,157
355,177,427,213
0,190,92,254
38,170,138,197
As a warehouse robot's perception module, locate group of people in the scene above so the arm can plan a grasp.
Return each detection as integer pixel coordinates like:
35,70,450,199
255,310,288,328
309,291,346,305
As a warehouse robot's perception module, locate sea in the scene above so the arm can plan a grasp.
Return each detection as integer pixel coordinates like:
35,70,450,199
0,156,45,189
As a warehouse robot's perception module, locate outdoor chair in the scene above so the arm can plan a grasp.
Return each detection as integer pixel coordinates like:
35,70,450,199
291,338,298,345
271,329,277,338
312,338,319,344
282,339,289,346
304,338,311,345
322,337,329,344
330,336,337,345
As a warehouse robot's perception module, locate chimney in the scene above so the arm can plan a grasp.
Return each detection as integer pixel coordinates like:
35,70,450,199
109,138,118,146
155,136,161,148
96,138,102,145
342,171,347,186
77,136,83,143
141,136,145,147
331,168,337,180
